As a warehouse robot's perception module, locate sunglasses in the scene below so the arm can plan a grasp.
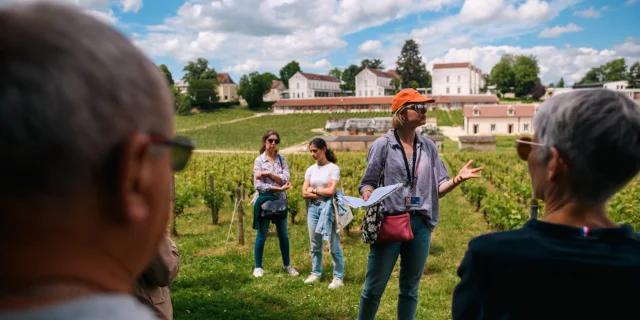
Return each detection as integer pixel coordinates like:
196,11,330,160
267,138,280,145
515,136,545,161
406,104,427,114
150,135,195,171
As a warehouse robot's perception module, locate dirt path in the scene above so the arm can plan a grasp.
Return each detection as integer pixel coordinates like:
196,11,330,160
439,126,465,142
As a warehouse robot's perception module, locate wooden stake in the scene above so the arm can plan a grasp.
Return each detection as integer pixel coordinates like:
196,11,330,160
209,175,218,225
236,188,245,246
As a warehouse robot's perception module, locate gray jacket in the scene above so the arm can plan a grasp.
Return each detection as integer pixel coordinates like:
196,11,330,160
359,129,450,230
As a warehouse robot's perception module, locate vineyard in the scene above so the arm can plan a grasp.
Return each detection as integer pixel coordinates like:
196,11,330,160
176,110,464,150
169,151,639,319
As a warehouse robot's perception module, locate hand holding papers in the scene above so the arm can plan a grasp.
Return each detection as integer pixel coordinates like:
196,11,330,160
339,183,403,208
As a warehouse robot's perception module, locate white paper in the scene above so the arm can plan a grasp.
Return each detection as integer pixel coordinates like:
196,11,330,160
339,183,404,208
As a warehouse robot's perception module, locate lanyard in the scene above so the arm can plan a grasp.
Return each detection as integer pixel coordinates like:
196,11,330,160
393,130,420,192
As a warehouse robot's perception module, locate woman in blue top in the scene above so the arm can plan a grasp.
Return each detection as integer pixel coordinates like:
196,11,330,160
301,138,344,289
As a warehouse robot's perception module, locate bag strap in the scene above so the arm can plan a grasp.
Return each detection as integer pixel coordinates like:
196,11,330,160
276,153,288,201
378,136,391,187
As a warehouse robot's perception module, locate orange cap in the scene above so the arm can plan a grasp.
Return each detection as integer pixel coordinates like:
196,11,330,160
391,89,435,113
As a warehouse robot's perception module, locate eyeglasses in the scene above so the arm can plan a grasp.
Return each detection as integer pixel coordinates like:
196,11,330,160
406,104,427,114
515,136,545,161
267,138,280,145
150,135,195,171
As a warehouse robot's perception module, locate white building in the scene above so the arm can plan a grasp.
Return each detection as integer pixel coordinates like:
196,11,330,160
174,80,188,94
217,73,238,102
463,104,537,135
288,72,341,99
542,80,640,103
432,62,486,96
355,68,400,97
264,80,288,102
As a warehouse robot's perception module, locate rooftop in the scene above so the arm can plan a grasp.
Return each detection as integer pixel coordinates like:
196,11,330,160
299,72,340,83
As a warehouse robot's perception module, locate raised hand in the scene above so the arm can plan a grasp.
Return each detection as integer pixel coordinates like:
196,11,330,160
457,160,483,182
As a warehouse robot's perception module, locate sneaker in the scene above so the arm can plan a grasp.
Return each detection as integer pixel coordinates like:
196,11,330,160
253,268,264,278
285,266,299,277
328,278,344,289
304,273,320,284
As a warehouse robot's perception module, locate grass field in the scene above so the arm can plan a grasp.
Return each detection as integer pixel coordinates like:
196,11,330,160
170,177,488,320
178,110,466,150
175,106,258,131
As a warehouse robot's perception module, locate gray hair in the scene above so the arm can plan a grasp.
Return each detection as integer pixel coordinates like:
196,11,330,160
0,2,173,202
533,89,640,202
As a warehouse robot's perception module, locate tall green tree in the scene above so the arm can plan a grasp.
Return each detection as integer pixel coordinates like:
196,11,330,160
328,67,342,82
340,64,359,92
187,79,218,108
557,77,565,88
396,39,431,88
390,78,402,94
359,59,385,71
238,72,273,110
513,55,540,97
578,58,628,84
279,61,301,88
182,58,218,83
490,54,516,94
158,64,174,86
628,61,640,89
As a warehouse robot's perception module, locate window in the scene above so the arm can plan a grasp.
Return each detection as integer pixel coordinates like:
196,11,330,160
473,124,478,134
490,124,496,132
365,80,368,86
473,109,479,116
446,76,450,83
458,75,461,82
359,91,361,96
370,90,373,96
508,109,514,116
446,87,450,94
224,96,228,100
508,124,513,134
365,91,368,97
457,87,461,94
302,93,304,98
524,123,529,131
297,83,300,89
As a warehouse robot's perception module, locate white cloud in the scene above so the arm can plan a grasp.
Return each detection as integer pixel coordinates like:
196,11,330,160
223,59,261,74
119,0,142,13
85,8,117,24
428,42,637,85
357,40,384,57
614,37,640,56
459,0,551,25
309,58,332,69
574,6,606,18
539,23,583,38
626,0,637,5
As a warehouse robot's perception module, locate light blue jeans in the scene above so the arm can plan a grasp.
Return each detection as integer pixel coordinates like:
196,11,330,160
307,201,344,280
357,214,432,320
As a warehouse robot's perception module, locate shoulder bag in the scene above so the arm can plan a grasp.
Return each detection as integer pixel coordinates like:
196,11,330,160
361,138,389,244
259,154,288,220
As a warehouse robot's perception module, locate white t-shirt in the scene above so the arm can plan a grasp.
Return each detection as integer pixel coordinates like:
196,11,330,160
305,163,340,189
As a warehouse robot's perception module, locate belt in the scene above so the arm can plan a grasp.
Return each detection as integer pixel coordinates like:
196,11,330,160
385,210,420,216
310,199,323,206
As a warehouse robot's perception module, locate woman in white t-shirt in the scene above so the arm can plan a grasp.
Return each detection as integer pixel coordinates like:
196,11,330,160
301,138,344,289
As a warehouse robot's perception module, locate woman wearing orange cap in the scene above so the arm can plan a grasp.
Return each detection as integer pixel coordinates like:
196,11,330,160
357,89,482,320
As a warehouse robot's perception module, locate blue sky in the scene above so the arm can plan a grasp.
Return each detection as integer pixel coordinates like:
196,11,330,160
10,0,640,85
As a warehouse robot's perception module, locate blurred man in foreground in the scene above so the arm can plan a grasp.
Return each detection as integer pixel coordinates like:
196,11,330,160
0,2,193,319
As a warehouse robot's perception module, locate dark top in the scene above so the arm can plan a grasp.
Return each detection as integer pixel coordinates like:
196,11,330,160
452,219,640,320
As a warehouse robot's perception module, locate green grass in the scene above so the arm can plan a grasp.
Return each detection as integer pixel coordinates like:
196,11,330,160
183,111,464,150
176,106,258,131
170,186,489,320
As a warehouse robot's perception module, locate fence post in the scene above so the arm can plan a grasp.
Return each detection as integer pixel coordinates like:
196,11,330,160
236,188,245,246
209,175,218,225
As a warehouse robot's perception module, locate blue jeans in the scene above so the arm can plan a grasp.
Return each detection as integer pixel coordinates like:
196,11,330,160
308,202,344,280
254,218,290,268
357,214,432,320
